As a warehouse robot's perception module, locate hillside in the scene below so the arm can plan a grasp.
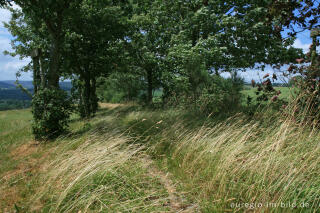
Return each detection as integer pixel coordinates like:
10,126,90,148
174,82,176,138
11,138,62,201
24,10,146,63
0,81,72,90
0,81,72,111
0,82,16,89
1,104,319,212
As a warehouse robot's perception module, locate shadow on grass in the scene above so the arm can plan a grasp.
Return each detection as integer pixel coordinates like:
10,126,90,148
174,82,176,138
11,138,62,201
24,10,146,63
64,103,254,147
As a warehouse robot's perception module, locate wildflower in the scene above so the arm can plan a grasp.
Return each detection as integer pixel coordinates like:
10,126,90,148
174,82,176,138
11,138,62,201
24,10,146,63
271,96,278,102
263,79,272,86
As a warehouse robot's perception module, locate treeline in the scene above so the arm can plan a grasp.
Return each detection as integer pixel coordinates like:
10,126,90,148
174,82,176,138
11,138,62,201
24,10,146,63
0,89,32,100
0,99,31,111
1,0,319,140
0,81,73,111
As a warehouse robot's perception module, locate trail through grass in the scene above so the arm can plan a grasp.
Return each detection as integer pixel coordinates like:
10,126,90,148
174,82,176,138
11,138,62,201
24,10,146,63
0,106,195,212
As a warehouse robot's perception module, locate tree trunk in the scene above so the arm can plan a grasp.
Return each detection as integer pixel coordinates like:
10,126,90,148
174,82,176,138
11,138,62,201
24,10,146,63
146,69,153,105
84,71,91,118
32,55,40,94
40,55,46,89
48,38,61,88
90,77,98,114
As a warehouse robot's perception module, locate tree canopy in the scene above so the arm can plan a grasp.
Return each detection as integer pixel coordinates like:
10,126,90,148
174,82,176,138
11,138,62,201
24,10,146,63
3,0,319,139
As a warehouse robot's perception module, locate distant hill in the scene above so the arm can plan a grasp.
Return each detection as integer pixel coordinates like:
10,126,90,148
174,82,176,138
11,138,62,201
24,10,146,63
0,80,34,89
0,81,72,90
0,81,72,103
0,81,17,89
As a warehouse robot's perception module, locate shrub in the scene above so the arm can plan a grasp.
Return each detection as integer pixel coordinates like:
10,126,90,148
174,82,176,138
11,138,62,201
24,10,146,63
97,73,144,103
163,73,244,114
32,88,73,140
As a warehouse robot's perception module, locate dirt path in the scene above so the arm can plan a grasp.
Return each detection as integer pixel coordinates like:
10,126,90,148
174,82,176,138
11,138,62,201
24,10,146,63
142,155,199,213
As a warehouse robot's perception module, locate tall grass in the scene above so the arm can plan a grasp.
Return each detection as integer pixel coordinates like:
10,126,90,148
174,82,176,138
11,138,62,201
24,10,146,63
1,104,320,212
118,107,320,212
32,128,170,212
167,117,319,212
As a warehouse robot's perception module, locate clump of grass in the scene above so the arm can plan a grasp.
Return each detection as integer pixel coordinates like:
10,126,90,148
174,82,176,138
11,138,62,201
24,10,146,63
32,128,170,212
146,115,320,212
113,106,320,212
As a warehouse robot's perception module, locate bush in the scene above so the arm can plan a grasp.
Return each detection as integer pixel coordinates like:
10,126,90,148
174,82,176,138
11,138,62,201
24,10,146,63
97,73,144,103
163,73,244,114
32,88,73,140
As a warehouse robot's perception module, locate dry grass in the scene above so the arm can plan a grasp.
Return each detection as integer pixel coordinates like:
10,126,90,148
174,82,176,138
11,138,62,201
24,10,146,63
1,105,320,212
30,128,173,212
112,106,320,212
146,114,320,212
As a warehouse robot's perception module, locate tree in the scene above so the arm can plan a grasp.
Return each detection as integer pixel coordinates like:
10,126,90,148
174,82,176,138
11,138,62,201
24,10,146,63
122,0,178,105
132,0,301,106
4,7,50,92
12,0,80,88
4,1,79,139
62,0,130,118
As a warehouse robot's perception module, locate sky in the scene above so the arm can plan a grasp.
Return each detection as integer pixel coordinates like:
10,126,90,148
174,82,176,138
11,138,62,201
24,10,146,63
0,6,313,82
0,6,31,81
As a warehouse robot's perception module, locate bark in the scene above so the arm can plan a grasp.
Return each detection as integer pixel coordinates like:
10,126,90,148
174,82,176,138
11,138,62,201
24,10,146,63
84,71,91,118
90,77,98,114
48,38,61,88
40,55,46,89
146,69,153,105
32,55,40,94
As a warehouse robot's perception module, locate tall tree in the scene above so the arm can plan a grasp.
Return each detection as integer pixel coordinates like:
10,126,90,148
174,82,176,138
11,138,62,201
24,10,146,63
13,0,79,88
4,1,79,139
62,0,129,118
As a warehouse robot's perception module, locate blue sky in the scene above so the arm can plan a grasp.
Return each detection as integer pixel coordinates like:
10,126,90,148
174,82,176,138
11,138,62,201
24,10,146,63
0,7,313,82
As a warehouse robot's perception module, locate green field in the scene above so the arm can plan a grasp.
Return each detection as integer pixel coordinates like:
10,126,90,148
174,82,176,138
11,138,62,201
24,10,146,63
241,86,297,104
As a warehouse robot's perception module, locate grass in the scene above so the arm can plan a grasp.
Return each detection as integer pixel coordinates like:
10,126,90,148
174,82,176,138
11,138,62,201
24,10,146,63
0,109,33,175
0,106,183,212
241,86,297,105
1,104,320,212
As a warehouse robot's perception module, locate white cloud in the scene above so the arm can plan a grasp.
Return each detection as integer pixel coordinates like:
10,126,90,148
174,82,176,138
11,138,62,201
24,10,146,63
0,5,31,81
0,35,11,52
293,39,310,53
0,54,31,80
0,3,21,26
0,8,11,27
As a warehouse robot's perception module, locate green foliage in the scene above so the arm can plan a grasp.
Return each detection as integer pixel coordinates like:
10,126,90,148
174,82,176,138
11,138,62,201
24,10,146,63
196,74,244,114
71,78,99,118
4,0,317,139
163,71,244,114
31,88,73,140
97,73,144,103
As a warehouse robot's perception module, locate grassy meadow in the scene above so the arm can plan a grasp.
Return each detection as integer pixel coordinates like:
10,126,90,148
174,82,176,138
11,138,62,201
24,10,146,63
241,86,297,103
0,102,320,212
